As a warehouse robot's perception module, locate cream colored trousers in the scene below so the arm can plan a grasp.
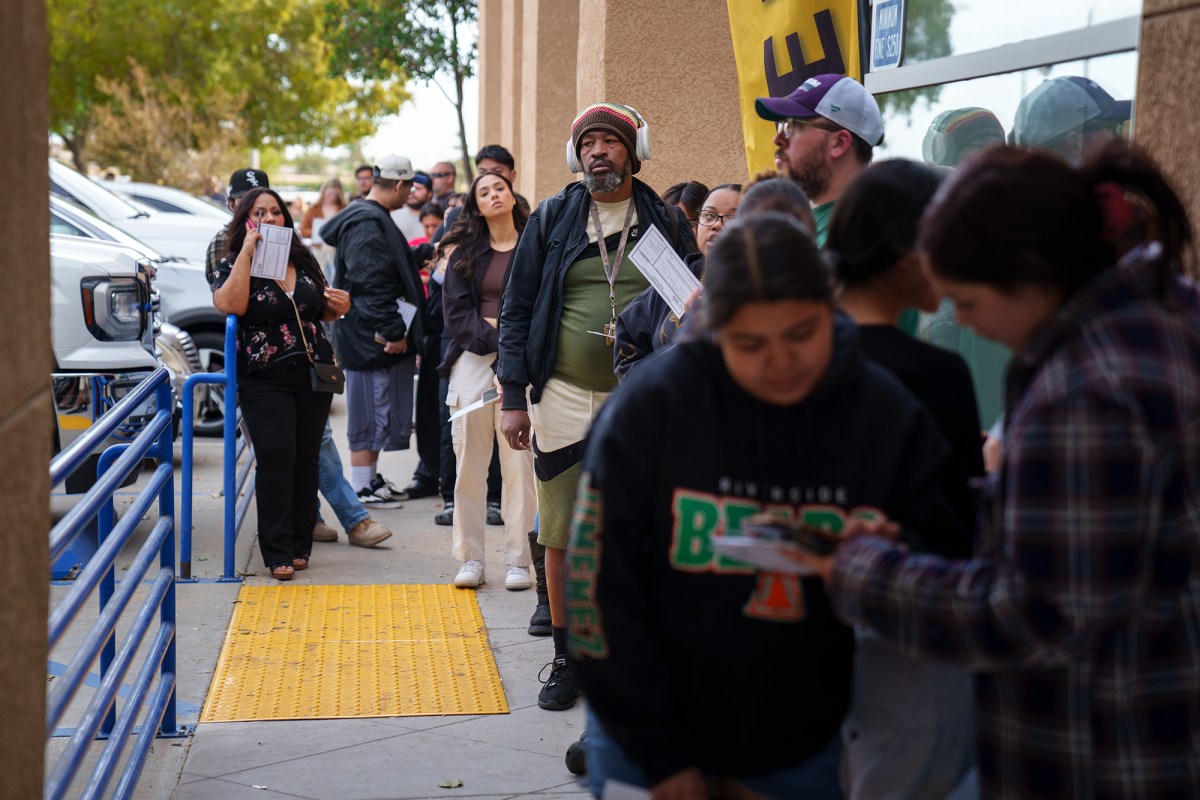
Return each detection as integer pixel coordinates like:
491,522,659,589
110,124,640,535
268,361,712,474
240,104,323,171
447,350,536,565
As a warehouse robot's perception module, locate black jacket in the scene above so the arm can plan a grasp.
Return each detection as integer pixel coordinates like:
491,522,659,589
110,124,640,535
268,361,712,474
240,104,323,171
321,199,429,370
567,315,957,784
437,247,515,377
497,179,697,410
614,252,704,381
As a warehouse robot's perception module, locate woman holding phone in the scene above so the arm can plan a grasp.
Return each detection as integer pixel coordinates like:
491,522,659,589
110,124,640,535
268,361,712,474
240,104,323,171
438,172,536,590
213,187,351,581
568,212,960,798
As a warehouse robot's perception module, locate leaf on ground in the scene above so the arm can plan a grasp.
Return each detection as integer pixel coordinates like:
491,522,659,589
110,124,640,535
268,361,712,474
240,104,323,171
438,779,463,789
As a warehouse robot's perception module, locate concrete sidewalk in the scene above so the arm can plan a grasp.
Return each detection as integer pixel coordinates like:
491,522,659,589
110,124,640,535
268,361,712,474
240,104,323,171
165,398,590,799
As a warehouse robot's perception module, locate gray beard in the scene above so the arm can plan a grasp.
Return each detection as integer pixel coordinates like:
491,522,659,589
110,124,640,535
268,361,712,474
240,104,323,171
583,165,629,195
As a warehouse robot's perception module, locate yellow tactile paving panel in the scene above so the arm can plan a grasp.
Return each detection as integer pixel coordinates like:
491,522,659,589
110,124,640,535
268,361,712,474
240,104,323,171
201,584,509,722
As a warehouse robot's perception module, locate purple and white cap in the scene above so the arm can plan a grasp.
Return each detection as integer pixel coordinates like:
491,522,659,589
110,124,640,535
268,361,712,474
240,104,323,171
756,74,885,147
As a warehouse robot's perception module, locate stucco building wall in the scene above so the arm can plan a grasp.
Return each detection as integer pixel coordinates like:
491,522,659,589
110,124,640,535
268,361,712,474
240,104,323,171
1135,0,1200,253
1,0,50,794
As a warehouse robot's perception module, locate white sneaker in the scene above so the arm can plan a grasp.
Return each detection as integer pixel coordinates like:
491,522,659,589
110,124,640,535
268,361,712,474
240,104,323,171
453,560,485,588
504,564,532,591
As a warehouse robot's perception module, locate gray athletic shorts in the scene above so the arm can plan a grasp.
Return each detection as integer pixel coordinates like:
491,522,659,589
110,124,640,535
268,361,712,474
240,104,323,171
345,359,416,452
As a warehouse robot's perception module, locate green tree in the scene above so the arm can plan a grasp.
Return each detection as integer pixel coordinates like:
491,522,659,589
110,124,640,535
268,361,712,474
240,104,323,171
48,0,403,170
89,62,248,193
326,0,478,182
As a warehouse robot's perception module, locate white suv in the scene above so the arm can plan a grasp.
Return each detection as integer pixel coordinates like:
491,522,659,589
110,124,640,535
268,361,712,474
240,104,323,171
50,236,162,493
50,159,220,263
50,195,228,435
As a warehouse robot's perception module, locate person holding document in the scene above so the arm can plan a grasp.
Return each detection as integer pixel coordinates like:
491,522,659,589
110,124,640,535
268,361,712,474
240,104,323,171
320,154,430,509
212,187,351,581
437,172,536,590
496,102,697,712
568,211,958,798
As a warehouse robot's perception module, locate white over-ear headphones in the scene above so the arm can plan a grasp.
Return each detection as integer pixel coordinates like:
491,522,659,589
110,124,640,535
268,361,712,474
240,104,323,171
565,104,653,173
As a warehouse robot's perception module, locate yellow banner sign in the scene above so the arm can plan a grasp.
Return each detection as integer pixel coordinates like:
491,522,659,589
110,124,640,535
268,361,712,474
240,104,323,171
727,0,862,176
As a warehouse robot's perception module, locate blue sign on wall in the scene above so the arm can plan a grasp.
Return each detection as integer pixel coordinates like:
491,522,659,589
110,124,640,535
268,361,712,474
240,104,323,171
871,0,905,71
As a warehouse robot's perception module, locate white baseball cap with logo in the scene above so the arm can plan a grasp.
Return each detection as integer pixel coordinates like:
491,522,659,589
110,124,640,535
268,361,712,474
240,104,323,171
756,74,885,148
374,154,416,181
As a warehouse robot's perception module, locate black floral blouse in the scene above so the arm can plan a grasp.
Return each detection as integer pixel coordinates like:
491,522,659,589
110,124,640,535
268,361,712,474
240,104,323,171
214,258,334,374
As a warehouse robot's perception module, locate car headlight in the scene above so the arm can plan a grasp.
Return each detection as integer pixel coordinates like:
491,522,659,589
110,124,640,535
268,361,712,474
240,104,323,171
81,277,145,341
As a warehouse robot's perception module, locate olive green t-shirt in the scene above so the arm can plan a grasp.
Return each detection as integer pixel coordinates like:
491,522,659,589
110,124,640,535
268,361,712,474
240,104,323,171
554,247,649,391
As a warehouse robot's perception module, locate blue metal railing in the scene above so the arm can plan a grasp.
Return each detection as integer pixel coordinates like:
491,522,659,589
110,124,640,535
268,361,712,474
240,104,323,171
180,315,254,580
46,367,181,800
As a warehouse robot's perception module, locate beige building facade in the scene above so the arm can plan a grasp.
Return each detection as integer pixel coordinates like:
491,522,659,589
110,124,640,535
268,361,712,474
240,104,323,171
478,0,748,205
478,0,1200,235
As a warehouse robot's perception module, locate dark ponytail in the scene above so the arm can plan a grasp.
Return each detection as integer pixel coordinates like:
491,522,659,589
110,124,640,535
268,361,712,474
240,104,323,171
919,143,1191,302
920,147,1110,297
1083,140,1193,297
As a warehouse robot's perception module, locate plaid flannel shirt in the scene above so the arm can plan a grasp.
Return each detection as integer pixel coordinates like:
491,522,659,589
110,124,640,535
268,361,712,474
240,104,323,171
831,247,1200,800
206,228,228,288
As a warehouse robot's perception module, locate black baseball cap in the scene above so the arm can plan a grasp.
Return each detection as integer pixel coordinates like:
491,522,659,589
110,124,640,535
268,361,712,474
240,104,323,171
227,168,269,199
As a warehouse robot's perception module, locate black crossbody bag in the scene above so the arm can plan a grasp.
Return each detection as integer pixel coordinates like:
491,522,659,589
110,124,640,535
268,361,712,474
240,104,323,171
284,288,345,394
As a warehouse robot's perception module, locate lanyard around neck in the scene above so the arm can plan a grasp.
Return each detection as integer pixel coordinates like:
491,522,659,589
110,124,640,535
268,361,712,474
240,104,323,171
589,199,636,315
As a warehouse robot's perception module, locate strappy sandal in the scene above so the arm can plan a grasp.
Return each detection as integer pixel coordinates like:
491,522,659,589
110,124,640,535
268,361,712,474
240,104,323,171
271,564,295,581
292,555,310,571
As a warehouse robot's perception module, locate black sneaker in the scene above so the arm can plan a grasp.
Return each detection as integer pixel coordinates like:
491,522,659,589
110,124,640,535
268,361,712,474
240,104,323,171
356,485,403,510
434,503,454,526
404,480,439,500
486,503,504,526
372,473,408,502
537,657,582,710
565,731,587,775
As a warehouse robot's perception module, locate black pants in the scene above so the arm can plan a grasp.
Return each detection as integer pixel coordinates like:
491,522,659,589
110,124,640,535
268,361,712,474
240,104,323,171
410,336,442,490
239,362,332,568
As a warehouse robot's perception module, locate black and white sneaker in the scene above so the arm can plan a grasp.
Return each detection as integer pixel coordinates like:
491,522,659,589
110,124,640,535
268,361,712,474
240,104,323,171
356,477,403,509
373,473,409,502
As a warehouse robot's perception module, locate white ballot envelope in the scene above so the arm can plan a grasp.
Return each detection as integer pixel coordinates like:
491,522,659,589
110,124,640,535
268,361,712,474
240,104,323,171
249,223,293,280
448,387,500,421
310,216,325,245
627,224,702,318
397,298,418,331
711,536,819,576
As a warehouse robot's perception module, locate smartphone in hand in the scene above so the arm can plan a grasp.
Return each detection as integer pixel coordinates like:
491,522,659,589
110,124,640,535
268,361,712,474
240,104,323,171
741,514,840,556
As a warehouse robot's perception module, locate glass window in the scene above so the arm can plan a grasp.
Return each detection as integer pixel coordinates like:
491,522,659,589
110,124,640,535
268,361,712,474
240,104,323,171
49,211,88,238
873,52,1137,426
132,194,186,214
899,0,1141,66
876,51,1137,163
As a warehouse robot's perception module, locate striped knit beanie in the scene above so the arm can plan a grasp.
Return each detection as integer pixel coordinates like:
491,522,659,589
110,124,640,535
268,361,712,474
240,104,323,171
922,107,1005,166
571,103,642,174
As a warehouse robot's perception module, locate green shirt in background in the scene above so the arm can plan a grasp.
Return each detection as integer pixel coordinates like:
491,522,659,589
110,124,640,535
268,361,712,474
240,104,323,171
554,251,649,391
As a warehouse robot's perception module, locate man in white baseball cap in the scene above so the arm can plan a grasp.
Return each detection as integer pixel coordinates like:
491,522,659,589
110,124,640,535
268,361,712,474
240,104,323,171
320,154,429,511
756,74,884,244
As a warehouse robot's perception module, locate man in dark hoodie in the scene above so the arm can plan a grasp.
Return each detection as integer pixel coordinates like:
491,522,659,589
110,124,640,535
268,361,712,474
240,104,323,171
497,102,697,711
321,154,429,509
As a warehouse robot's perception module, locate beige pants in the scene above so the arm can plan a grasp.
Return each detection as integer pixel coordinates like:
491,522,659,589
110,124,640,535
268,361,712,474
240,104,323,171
527,377,612,550
447,350,536,565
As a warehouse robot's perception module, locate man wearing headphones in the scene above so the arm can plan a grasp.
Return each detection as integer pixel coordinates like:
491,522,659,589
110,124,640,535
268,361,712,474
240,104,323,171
497,103,697,710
